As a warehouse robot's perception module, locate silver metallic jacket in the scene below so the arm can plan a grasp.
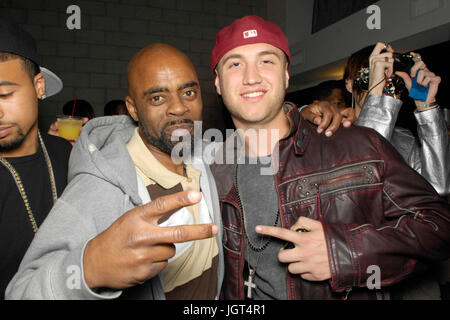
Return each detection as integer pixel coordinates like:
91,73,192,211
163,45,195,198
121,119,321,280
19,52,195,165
356,95,450,196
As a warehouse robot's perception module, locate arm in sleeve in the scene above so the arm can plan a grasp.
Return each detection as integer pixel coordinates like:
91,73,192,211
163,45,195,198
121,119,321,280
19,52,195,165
412,107,450,196
324,133,450,293
355,95,403,141
5,199,122,300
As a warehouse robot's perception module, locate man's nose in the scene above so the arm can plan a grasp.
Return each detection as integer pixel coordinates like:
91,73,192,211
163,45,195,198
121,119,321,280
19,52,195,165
167,96,189,116
243,63,262,85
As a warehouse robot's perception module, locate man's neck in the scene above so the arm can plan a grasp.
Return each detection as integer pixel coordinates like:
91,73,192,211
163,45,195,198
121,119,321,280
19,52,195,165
0,125,39,158
148,145,185,176
233,109,290,157
138,131,185,177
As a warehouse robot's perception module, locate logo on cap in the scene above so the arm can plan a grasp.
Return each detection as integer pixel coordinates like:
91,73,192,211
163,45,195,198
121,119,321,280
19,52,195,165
243,29,258,39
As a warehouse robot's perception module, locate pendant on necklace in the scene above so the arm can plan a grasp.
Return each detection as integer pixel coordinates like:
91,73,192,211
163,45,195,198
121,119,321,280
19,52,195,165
244,268,256,299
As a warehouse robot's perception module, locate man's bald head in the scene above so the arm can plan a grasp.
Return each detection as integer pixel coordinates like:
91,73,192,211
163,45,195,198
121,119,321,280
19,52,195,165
127,43,197,98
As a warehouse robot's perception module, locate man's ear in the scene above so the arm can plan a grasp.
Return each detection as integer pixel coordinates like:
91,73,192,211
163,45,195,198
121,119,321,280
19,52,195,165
125,96,139,122
214,69,222,95
33,73,46,99
345,78,353,94
285,66,290,90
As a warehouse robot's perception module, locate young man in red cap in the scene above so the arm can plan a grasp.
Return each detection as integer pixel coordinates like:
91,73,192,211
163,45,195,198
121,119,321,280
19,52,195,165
210,15,450,300
0,19,72,299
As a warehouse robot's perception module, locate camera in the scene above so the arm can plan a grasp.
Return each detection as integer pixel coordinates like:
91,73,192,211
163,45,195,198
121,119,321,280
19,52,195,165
353,51,414,93
391,52,415,73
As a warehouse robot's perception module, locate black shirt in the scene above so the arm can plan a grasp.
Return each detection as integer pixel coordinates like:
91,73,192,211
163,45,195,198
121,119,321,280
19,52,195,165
0,133,72,299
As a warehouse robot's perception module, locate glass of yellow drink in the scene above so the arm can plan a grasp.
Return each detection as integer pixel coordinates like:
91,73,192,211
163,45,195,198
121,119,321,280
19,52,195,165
57,115,83,141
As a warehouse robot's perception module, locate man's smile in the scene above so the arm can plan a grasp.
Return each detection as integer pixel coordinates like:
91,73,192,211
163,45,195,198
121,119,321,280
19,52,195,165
240,89,267,101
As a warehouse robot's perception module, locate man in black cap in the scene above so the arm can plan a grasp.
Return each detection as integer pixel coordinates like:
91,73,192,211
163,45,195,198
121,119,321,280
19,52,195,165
0,19,72,299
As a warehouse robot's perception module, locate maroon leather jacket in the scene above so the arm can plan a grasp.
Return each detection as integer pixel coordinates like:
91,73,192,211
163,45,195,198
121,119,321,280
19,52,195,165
210,103,450,300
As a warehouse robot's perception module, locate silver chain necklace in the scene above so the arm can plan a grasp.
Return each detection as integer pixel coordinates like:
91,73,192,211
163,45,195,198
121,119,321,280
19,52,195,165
0,131,57,234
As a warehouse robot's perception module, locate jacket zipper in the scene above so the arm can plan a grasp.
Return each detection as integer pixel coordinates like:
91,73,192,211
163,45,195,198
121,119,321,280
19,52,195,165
284,182,383,207
319,172,366,187
279,160,383,186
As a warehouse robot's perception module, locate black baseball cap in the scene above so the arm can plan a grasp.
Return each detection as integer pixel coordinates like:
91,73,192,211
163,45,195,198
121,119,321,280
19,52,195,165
0,19,63,97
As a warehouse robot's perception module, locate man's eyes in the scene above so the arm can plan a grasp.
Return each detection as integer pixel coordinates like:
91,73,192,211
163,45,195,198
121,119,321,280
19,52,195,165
227,59,274,69
0,92,13,98
150,95,165,105
228,61,241,68
148,90,197,105
183,89,198,99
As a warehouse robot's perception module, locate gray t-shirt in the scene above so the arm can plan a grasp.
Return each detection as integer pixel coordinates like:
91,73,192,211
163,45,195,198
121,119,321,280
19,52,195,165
237,156,287,300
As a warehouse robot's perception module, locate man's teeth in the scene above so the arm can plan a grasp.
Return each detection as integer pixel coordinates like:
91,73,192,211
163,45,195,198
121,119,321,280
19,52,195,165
243,92,264,98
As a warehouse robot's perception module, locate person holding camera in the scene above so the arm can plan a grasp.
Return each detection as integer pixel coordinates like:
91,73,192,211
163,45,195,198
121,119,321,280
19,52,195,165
343,42,449,198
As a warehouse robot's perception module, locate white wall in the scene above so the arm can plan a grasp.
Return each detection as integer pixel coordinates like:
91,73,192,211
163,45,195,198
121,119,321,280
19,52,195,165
284,0,450,91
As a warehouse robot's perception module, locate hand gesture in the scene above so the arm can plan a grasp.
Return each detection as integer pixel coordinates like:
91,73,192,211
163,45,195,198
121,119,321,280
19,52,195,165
255,216,331,281
83,190,218,290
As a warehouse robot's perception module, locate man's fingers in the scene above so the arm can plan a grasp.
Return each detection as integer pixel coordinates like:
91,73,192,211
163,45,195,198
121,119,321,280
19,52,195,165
138,191,202,223
316,106,332,134
290,216,321,231
286,262,311,275
313,116,322,126
323,108,342,137
255,225,300,243
133,244,176,263
135,261,169,284
340,108,355,127
148,261,169,278
149,223,218,244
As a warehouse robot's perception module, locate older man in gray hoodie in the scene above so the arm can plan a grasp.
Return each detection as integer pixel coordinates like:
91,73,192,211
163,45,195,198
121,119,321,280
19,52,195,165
6,44,223,300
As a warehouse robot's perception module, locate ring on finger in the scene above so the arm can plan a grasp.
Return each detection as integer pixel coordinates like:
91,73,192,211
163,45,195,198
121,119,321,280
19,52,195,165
413,55,422,63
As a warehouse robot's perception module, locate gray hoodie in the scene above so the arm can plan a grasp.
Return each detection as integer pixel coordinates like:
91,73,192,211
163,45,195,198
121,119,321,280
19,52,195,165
6,115,224,300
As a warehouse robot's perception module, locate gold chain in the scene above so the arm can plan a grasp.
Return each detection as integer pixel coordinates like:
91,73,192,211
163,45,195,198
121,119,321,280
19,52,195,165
0,131,57,234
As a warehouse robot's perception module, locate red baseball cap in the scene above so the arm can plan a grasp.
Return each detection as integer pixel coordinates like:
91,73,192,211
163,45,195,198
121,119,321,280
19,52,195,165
210,15,291,74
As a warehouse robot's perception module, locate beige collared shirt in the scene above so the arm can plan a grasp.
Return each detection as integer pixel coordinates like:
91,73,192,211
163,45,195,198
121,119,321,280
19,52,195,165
126,128,218,299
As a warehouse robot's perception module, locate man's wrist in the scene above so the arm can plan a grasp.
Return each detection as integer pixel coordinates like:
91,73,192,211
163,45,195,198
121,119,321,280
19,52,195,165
83,238,101,290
